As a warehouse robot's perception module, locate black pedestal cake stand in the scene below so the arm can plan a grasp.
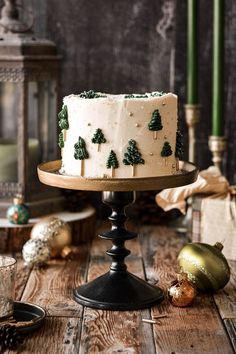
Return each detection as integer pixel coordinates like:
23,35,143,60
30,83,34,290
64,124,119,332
38,160,198,310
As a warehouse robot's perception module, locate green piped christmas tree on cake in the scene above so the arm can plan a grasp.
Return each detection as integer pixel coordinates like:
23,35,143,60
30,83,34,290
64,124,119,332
123,140,145,177
148,109,163,140
161,141,173,165
74,137,89,176
58,105,69,154
92,128,106,152
107,150,119,177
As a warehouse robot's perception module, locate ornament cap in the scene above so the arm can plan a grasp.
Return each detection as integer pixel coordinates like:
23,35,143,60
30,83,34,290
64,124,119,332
60,245,73,259
176,272,188,282
214,242,224,252
13,195,23,205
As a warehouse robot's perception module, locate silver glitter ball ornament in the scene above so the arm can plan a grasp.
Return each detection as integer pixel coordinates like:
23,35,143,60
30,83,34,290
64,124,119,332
22,239,51,267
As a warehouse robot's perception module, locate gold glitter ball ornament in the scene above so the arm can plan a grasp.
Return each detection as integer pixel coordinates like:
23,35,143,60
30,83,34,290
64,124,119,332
177,242,230,292
168,272,196,307
30,217,72,258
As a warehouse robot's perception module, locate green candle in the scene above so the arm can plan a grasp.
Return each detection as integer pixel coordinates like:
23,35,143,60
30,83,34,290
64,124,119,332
212,0,224,136
187,0,198,104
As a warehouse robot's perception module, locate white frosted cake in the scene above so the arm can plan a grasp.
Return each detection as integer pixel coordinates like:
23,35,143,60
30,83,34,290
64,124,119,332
58,90,183,179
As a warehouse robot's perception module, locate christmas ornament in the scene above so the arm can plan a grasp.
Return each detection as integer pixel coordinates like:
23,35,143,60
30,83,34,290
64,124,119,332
168,272,196,307
30,217,72,258
0,325,24,351
22,239,50,267
6,196,29,225
177,242,230,292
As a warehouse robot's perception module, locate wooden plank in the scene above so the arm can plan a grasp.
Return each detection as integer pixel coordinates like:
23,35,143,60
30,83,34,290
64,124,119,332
8,317,81,354
224,319,236,353
79,235,156,354
140,225,234,354
79,308,154,354
214,260,236,319
20,245,89,317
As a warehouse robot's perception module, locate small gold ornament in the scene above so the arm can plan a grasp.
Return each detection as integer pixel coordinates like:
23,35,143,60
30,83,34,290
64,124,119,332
30,217,72,258
168,272,196,307
177,242,230,292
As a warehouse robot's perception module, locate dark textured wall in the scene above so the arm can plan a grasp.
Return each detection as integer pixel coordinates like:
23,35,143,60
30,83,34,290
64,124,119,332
20,0,236,183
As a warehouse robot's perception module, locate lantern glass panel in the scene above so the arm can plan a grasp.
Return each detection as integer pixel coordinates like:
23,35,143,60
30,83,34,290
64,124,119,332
0,82,21,182
0,82,20,139
29,80,57,163
0,79,57,184
27,79,57,182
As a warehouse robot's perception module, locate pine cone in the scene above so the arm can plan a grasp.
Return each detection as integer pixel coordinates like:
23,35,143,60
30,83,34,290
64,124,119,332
0,325,24,352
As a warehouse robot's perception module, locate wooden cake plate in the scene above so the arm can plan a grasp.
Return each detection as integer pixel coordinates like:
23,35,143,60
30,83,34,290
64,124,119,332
38,160,198,192
38,160,198,311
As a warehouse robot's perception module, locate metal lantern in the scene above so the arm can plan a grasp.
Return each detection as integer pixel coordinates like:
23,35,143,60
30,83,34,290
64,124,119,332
0,0,61,216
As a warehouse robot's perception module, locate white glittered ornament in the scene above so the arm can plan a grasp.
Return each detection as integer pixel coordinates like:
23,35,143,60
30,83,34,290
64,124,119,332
30,217,72,257
22,239,51,267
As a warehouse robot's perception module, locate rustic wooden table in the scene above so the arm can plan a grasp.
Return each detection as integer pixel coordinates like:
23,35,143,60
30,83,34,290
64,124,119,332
5,223,236,354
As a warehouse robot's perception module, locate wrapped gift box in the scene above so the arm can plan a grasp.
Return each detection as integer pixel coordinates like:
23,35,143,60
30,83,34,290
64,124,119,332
192,191,236,260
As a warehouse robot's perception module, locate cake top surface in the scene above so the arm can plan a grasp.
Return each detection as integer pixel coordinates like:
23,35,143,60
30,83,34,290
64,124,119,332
64,90,176,102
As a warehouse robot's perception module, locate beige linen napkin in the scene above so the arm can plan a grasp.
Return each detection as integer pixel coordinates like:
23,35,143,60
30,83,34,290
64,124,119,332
155,166,229,214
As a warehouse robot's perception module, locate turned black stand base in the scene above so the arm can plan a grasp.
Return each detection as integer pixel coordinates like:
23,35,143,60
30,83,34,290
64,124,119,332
73,191,164,310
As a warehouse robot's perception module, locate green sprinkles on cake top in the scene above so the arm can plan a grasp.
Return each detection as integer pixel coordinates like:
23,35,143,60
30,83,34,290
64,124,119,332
124,94,135,99
150,91,165,97
124,94,148,99
135,94,148,98
124,92,166,99
79,90,106,99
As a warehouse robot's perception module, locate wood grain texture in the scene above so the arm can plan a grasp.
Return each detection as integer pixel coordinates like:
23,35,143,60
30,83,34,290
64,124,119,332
139,225,234,354
214,260,236,319
20,245,89,317
224,319,236,353
8,317,82,354
2,222,235,353
38,160,198,192
79,309,155,354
